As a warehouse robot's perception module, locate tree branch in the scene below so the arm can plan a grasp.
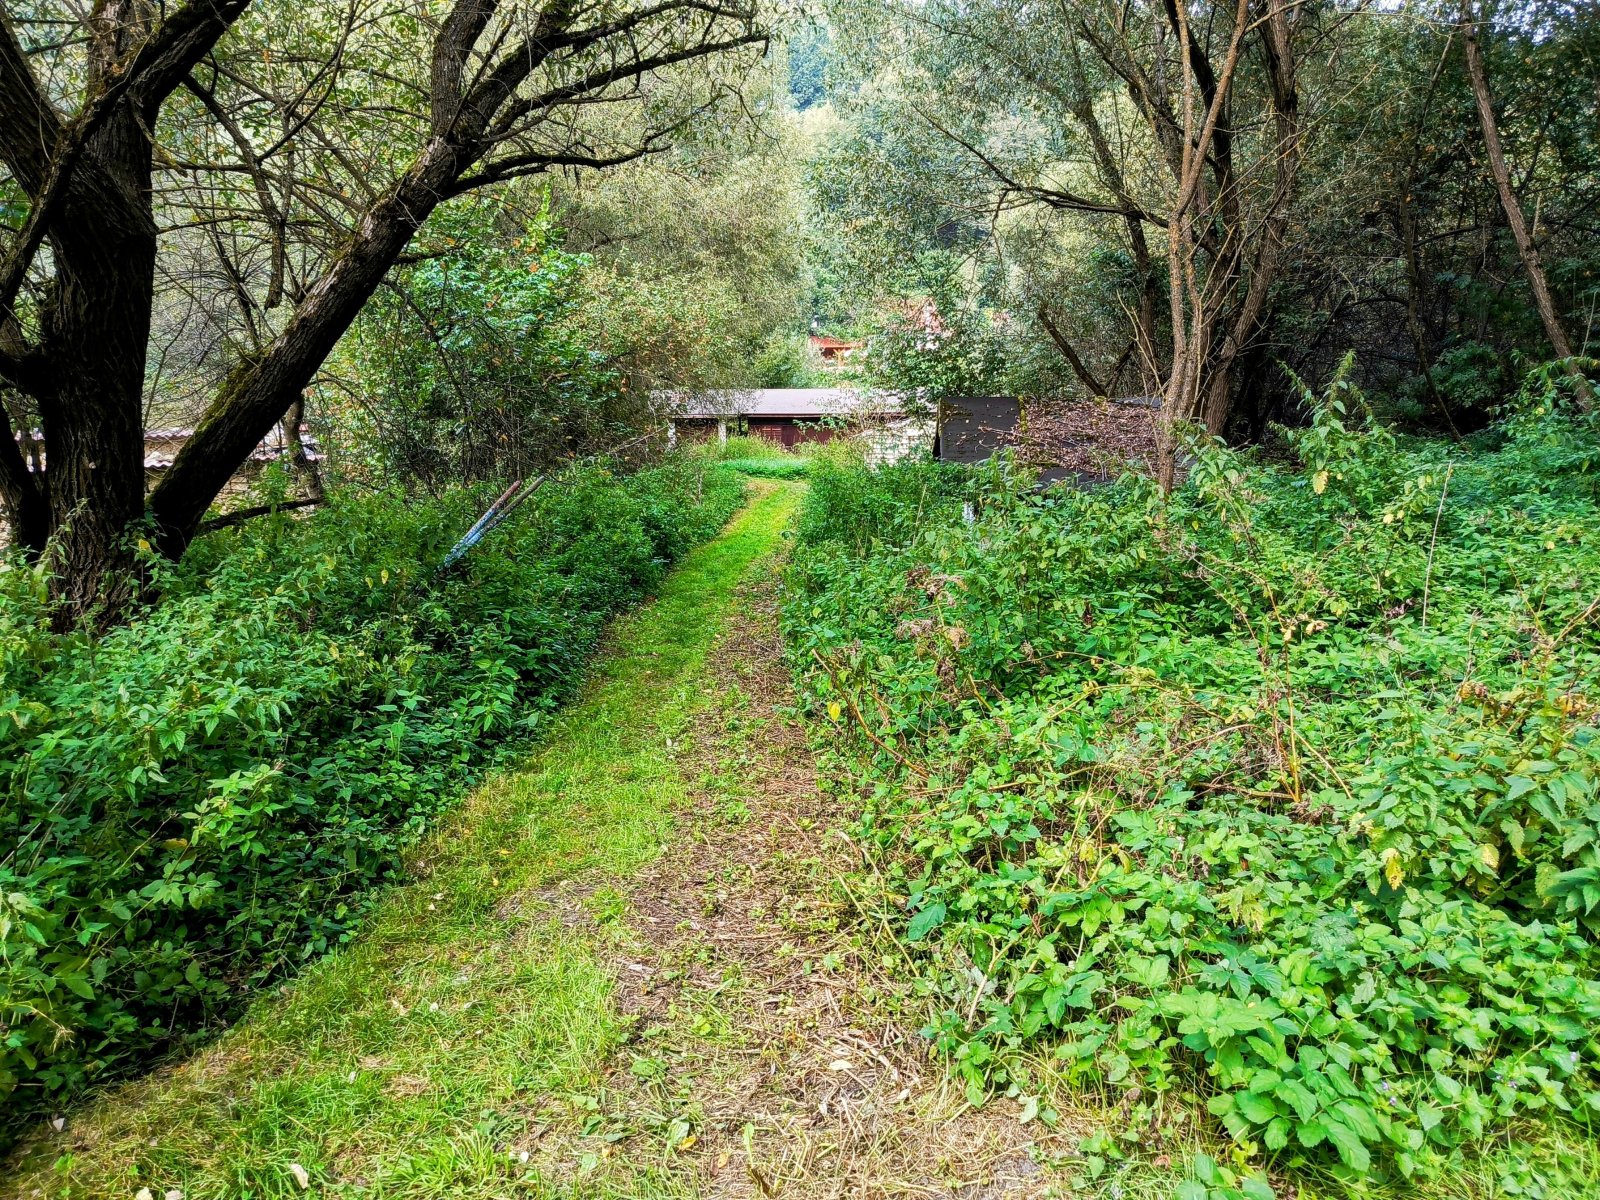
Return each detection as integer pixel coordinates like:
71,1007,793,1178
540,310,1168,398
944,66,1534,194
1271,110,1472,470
1038,306,1109,397
123,0,254,120
0,0,252,326
0,7,64,191
913,105,1162,224
449,140,669,194
196,496,320,533
484,28,765,146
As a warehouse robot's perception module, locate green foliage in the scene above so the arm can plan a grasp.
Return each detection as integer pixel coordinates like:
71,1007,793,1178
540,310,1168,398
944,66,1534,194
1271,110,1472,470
723,457,810,479
785,402,1600,1184
786,24,833,111
333,198,636,488
550,126,811,394
856,252,1020,409
814,0,1600,428
753,330,825,388
0,459,744,1129
712,435,794,461
793,444,968,556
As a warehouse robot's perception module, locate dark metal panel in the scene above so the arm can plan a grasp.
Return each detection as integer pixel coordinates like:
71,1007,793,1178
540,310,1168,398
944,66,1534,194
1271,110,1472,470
934,396,1020,463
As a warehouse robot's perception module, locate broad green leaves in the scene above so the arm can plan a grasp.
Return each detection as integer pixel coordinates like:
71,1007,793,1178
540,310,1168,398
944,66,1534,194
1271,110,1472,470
0,460,746,1124
785,410,1600,1181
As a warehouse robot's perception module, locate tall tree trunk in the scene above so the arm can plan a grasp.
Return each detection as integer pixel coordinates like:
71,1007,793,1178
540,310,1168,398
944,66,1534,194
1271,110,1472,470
0,0,246,622
1154,0,1298,488
1460,3,1594,410
0,0,761,624
32,74,161,625
282,393,325,500
4,227,161,624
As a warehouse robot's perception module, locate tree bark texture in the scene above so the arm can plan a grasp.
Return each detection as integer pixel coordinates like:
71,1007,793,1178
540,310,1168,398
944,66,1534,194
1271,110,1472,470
1460,4,1594,411
1151,0,1301,490
0,0,761,623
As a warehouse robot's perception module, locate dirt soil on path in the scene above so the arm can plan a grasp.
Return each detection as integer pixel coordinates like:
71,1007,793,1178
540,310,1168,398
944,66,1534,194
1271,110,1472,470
521,542,1067,1199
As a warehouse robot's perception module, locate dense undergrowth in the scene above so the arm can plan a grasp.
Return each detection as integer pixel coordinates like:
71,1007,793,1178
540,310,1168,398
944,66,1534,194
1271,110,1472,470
785,396,1600,1190
723,456,811,479
0,458,743,1131
702,434,815,479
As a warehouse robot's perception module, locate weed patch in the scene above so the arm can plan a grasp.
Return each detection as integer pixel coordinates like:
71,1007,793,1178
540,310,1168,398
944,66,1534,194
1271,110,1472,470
723,457,811,480
0,458,743,1128
785,401,1600,1189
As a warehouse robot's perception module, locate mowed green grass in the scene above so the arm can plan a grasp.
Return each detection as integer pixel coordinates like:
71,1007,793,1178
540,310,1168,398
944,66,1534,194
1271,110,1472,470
5,481,803,1200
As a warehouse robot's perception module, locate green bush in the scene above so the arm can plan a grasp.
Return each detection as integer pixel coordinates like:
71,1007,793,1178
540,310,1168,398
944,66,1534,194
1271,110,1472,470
336,198,642,489
0,458,743,1128
723,457,810,479
707,434,788,461
752,330,825,388
785,402,1600,1183
793,444,968,555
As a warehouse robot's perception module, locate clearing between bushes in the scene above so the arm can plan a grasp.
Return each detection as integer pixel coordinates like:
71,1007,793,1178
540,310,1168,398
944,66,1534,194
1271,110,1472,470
4,479,1059,1200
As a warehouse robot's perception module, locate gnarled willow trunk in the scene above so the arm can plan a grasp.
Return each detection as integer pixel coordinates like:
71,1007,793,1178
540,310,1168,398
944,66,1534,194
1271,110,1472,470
0,0,761,625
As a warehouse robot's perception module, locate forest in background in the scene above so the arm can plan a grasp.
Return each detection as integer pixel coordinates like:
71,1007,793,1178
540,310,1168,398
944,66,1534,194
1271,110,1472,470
3,0,1595,589
802,1,1597,439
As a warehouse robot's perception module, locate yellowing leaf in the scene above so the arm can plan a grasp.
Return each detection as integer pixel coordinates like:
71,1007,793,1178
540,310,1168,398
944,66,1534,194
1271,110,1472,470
1479,843,1500,872
1382,848,1404,889
1312,471,1329,495
827,700,842,722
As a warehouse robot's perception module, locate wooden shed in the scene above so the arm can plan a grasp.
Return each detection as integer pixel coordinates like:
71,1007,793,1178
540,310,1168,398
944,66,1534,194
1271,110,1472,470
667,389,902,449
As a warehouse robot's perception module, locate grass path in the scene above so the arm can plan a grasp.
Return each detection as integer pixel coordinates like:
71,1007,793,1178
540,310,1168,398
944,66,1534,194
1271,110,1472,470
16,474,1600,1200
6,482,807,1198
8,476,1065,1200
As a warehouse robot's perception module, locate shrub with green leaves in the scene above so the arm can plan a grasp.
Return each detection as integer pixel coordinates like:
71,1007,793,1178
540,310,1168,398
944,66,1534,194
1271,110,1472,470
0,458,743,1130
785,401,1600,1184
722,457,810,479
709,434,800,461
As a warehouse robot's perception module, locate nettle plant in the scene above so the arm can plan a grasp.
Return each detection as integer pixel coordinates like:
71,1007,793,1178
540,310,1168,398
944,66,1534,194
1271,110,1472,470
786,408,1600,1183
0,459,745,1125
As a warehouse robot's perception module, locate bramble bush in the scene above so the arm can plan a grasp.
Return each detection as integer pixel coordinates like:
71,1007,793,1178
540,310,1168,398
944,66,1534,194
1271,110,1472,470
785,392,1600,1186
0,458,743,1130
